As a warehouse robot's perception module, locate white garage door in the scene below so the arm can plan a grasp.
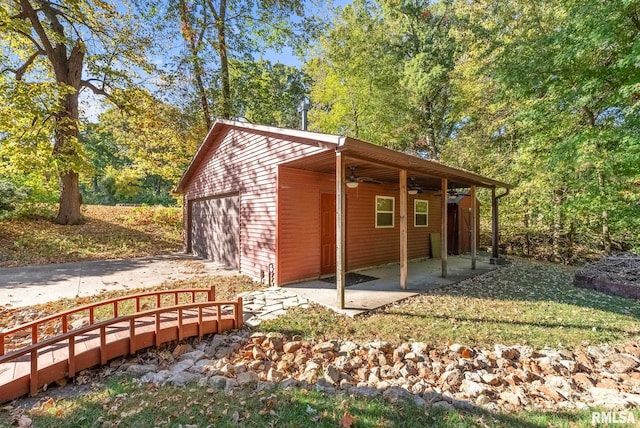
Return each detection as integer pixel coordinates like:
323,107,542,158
190,195,239,268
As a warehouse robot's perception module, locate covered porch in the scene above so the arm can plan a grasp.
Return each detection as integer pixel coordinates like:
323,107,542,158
279,136,512,310
285,255,496,317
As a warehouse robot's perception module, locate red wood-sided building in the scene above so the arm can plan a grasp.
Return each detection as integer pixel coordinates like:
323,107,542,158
175,120,511,308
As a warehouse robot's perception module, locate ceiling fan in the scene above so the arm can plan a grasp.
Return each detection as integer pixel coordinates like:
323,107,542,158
435,187,465,197
346,166,381,188
407,177,425,194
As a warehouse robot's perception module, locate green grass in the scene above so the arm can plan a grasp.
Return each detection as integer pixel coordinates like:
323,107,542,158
260,259,640,349
1,260,639,426
0,205,182,267
0,376,618,428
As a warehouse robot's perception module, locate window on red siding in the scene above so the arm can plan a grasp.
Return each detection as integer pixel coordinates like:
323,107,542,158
376,196,394,228
414,199,428,227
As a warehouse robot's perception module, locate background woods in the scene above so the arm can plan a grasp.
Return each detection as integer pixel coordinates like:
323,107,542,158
1,0,639,260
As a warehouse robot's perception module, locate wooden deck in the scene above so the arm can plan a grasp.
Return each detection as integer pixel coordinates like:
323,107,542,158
0,288,243,403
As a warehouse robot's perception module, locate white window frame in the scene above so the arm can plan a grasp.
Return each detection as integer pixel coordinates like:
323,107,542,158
375,195,395,228
414,199,429,227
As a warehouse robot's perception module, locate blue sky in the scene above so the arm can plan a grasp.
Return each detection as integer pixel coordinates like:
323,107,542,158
81,0,351,121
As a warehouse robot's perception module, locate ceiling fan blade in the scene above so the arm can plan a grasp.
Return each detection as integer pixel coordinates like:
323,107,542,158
358,176,381,184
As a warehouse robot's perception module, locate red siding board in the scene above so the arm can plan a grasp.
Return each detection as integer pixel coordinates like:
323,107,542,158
183,129,327,280
278,168,442,284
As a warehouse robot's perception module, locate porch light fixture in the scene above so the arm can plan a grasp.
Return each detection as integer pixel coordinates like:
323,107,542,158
346,181,359,189
407,189,418,195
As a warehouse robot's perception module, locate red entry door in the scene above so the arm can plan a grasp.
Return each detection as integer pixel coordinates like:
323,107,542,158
320,193,336,275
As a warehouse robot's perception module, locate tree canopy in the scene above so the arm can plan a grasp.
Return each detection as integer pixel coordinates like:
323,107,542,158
1,0,638,258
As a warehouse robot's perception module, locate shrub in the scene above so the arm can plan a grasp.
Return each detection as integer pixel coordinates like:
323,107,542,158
0,179,30,213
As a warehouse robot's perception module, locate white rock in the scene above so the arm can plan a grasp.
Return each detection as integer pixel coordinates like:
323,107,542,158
168,372,200,386
382,386,414,404
267,368,284,382
349,386,380,398
170,360,194,374
460,379,489,398
475,394,491,406
208,376,228,390
431,400,453,410
325,364,341,384
180,350,205,362
126,364,158,377
237,371,259,388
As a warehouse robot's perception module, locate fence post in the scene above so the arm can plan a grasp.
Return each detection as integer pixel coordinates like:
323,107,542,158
68,336,76,377
129,318,136,354
100,325,107,365
30,349,38,396
209,286,216,302
155,313,161,346
236,297,244,329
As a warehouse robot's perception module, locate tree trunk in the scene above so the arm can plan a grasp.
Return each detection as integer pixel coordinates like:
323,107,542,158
216,0,232,119
551,188,565,261
179,0,212,132
56,171,82,224
19,0,85,224
598,169,612,253
53,63,83,224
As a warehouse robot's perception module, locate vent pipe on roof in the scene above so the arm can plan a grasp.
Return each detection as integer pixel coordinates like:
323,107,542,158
299,98,310,130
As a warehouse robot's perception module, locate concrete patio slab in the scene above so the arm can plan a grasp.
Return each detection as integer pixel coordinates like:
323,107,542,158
284,255,496,316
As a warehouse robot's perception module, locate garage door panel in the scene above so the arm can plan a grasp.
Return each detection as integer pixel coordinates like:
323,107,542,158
190,195,239,268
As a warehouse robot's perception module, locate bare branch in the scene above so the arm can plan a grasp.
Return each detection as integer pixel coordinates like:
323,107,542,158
13,28,46,51
18,0,62,76
2,49,45,79
80,80,125,109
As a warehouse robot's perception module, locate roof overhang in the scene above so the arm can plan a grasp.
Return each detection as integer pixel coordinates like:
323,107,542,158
337,137,512,190
175,119,512,194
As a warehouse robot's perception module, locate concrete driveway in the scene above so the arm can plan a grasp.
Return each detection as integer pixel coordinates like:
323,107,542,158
0,254,238,308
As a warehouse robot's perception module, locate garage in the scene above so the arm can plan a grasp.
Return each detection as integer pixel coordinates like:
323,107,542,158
189,194,240,269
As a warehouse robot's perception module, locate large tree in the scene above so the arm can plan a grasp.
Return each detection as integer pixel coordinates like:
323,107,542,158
1,0,152,224
307,0,463,157
163,0,317,127
307,0,408,146
447,0,640,257
81,89,202,205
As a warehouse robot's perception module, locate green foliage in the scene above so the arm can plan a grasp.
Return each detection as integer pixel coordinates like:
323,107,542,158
0,179,29,213
307,0,640,258
78,89,200,206
307,0,409,146
443,0,640,259
233,60,310,128
1,0,156,223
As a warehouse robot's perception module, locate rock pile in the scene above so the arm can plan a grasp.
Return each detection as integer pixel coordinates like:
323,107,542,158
118,330,640,412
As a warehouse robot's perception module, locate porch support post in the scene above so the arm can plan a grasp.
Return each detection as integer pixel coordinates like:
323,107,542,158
336,152,346,309
399,169,408,289
470,185,477,270
491,187,499,260
441,178,448,278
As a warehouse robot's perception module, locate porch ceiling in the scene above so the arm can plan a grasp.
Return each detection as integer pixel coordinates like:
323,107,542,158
281,137,512,191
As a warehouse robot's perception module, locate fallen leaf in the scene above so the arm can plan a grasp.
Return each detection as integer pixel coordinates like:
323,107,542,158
340,412,356,428
41,398,55,410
